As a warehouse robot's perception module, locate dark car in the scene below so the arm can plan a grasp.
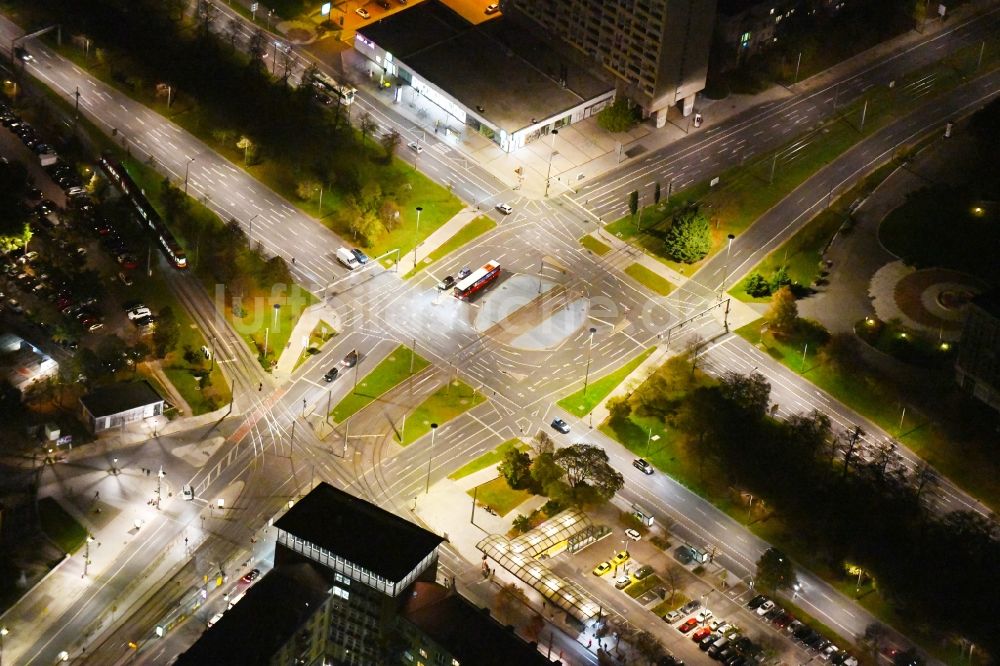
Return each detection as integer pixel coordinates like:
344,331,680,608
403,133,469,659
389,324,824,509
550,418,570,434
323,367,340,382
343,350,358,367
351,248,369,264
746,594,768,610
437,275,455,290
674,545,695,565
241,568,260,583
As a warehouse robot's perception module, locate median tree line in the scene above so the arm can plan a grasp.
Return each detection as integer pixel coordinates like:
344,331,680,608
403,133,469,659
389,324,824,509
607,357,999,657
20,0,416,248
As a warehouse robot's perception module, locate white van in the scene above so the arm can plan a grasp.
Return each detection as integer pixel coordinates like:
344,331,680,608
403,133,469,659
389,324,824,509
208,611,225,627
336,247,359,270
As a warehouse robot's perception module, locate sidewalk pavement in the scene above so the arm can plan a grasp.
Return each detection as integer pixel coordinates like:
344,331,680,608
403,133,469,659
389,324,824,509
272,301,331,380
395,205,484,275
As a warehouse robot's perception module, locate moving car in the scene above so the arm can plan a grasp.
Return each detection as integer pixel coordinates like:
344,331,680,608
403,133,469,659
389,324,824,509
592,561,611,576
437,275,456,290
323,367,340,382
182,484,194,500
355,7,370,18
241,568,261,583
485,3,500,14
407,141,423,154
457,267,472,279
624,528,641,541
632,458,654,474
344,350,359,367
495,203,513,215
550,418,570,434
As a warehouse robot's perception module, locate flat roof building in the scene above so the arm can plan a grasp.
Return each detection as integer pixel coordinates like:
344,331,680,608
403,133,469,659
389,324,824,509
177,483,554,665
0,333,58,398
955,291,1000,413
503,0,718,126
79,380,164,433
354,0,614,153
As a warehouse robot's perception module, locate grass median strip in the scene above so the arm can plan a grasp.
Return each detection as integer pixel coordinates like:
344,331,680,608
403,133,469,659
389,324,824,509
396,380,486,445
448,438,526,480
330,345,429,423
404,215,497,278
558,347,655,417
580,234,612,256
295,320,338,371
467,476,533,517
625,575,663,599
624,263,674,296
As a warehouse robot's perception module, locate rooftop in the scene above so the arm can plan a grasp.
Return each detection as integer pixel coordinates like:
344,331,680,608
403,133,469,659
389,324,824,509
971,290,1000,319
275,482,444,582
79,380,163,417
357,0,611,132
400,582,553,666
175,563,332,666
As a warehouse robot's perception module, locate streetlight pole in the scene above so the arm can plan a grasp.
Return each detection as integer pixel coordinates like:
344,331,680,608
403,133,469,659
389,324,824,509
83,535,93,577
583,327,597,395
544,129,559,197
719,234,736,299
1,625,8,666
247,213,259,250
424,423,438,494
412,206,423,269
183,156,195,195
209,334,216,372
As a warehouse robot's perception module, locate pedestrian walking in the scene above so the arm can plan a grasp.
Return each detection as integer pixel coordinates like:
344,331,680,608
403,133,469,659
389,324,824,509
258,382,263,391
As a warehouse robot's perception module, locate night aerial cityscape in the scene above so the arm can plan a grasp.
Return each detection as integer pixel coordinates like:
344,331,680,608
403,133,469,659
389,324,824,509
0,0,997,664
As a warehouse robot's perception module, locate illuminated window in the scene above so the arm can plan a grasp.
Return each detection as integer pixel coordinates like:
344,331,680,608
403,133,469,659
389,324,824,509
740,32,751,47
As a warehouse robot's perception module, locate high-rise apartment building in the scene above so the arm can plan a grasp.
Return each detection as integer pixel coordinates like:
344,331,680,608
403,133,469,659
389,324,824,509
502,0,717,126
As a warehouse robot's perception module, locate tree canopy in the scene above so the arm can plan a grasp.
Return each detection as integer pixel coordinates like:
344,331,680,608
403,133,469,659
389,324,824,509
664,208,711,263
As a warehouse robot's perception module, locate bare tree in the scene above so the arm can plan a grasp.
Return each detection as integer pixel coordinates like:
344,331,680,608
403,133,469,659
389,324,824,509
662,565,682,604
359,112,377,147
492,582,527,625
913,462,939,506
841,425,864,478
227,18,242,50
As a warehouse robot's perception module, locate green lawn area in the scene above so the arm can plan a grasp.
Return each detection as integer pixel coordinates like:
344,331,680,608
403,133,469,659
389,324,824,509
404,215,496,278
879,184,1000,285
38,498,88,555
580,234,612,256
396,380,486,445
606,37,1000,277
295,319,338,371
330,345,430,423
736,319,1000,512
232,286,317,370
467,476,534,517
624,263,674,296
448,438,526,480
625,574,662,599
651,592,689,616
558,347,655,417
162,367,227,415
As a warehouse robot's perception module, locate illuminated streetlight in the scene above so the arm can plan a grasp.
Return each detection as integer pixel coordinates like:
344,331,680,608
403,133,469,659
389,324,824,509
424,423,438,494
412,206,423,269
183,156,195,195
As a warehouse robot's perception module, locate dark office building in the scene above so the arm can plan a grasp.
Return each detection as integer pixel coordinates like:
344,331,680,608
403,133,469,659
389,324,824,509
955,292,1000,412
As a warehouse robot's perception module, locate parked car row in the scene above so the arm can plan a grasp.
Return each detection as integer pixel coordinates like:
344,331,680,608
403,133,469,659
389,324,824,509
1,102,55,158
746,595,856,664
336,246,370,270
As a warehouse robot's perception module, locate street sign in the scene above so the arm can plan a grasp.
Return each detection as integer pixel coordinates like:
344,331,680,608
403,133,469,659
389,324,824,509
251,2,258,10
938,4,946,17
321,2,331,15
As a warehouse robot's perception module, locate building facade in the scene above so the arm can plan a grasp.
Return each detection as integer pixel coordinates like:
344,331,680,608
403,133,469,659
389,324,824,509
0,333,58,398
502,0,718,126
955,292,1000,412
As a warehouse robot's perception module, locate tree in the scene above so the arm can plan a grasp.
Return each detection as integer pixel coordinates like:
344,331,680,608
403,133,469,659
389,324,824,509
662,565,683,604
348,210,385,247
530,449,563,495
295,178,321,201
499,447,533,490
755,547,797,592
764,285,799,334
860,623,889,660
359,112,377,146
597,97,639,132
633,630,667,664
770,265,791,292
744,272,771,297
553,443,624,504
153,306,180,358
237,136,255,165
380,128,401,162
663,208,711,263
653,181,661,205
493,582,527,625
628,190,639,218
718,371,771,419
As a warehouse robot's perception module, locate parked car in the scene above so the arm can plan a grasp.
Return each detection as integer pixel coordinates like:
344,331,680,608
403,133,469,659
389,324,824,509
674,545,695,565
351,248,369,264
611,550,630,566
355,7,370,18
756,600,775,616
592,561,611,577
241,568,260,583
664,609,683,623
632,564,654,581
485,3,500,14
550,418,570,434
696,609,713,623
624,528,641,541
614,575,631,590
336,247,360,270
678,619,699,634
182,484,194,500
128,307,152,321
690,626,711,640
746,595,768,610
